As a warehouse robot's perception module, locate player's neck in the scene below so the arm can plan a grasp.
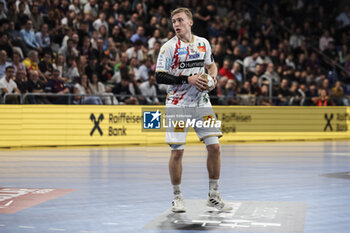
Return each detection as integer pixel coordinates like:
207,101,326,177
178,33,193,43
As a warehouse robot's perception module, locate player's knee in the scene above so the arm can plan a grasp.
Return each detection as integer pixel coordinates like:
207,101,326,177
171,150,184,161
207,143,220,156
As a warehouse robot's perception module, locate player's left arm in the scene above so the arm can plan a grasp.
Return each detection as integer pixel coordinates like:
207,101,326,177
205,62,218,86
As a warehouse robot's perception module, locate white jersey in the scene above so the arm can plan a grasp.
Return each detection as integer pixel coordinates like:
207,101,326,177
156,35,214,107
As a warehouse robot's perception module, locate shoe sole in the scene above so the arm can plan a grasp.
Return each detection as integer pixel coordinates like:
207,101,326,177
207,202,233,211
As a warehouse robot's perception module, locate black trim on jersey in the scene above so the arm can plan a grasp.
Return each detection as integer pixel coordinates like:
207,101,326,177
155,72,188,85
178,60,205,69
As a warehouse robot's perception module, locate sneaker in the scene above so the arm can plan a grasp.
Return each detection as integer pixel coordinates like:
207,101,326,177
207,190,232,211
172,194,186,213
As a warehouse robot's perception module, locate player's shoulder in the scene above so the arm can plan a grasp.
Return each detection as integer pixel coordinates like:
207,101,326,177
193,35,210,45
161,36,178,51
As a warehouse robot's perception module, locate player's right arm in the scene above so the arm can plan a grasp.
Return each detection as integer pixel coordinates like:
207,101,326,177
155,44,206,90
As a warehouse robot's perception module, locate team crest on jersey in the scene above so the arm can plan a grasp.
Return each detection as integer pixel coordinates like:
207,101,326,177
177,47,188,55
197,42,206,52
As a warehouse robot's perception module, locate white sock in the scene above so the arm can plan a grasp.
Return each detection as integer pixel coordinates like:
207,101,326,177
173,185,181,196
209,179,219,191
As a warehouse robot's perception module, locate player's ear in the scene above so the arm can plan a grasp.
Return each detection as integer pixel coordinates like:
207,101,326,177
189,20,193,27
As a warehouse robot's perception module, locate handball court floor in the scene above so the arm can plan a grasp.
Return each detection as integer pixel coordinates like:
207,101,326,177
0,141,350,233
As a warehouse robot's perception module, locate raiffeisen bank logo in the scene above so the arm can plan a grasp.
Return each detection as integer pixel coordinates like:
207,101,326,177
143,110,162,129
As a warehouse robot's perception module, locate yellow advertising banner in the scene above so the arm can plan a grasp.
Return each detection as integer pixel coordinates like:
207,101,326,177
0,105,349,148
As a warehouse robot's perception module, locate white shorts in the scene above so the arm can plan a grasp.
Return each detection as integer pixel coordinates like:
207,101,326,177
165,105,222,145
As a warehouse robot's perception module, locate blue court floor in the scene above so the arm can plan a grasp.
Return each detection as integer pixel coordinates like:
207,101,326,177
0,141,349,233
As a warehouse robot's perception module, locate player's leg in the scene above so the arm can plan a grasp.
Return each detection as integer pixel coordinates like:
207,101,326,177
169,145,186,212
203,137,232,211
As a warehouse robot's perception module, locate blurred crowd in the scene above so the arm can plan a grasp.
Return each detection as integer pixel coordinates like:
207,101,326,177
0,0,350,106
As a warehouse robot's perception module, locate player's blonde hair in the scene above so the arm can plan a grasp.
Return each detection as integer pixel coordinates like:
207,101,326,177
171,7,193,21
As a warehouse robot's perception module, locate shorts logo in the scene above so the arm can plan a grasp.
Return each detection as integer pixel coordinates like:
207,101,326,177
177,47,188,55
90,113,104,136
179,60,204,69
143,110,161,129
189,53,200,59
174,121,185,132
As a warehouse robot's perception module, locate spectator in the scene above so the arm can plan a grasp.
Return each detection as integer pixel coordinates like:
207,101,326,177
316,89,331,106
35,23,50,50
84,0,99,19
305,83,319,106
22,50,40,72
0,66,20,103
264,62,280,86
147,40,161,64
130,26,147,44
219,59,234,80
30,3,43,31
139,71,159,105
240,81,252,95
258,85,273,106
93,12,108,32
63,56,79,83
58,39,79,59
0,33,13,60
217,76,228,105
243,51,259,74
148,29,162,49
39,51,53,78
0,50,12,79
14,69,28,94
277,79,290,105
224,79,239,105
112,77,139,105
45,69,70,104
90,73,117,105
331,81,349,106
73,74,103,105
250,75,261,95
26,70,49,104
126,40,144,61
231,62,243,83
289,27,305,50
12,51,26,75
126,13,139,32
319,30,334,52
20,19,40,52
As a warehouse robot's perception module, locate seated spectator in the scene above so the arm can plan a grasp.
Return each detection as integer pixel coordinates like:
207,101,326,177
35,23,51,50
112,78,139,104
246,63,262,81
30,3,43,31
250,75,261,95
14,69,28,94
240,81,252,94
243,51,259,73
58,39,79,59
93,12,108,32
126,40,145,61
0,50,12,79
90,73,117,105
331,81,349,106
217,76,228,105
0,33,13,60
26,70,50,104
224,79,239,105
139,71,160,105
22,50,40,72
316,88,332,106
148,29,162,49
131,26,147,44
97,55,114,83
12,51,26,75
219,59,234,80
258,85,273,106
39,51,54,79
63,56,79,83
53,54,66,79
73,74,103,105
20,19,40,52
231,62,243,83
277,79,290,105
0,66,20,103
45,69,70,104
147,40,161,64
264,62,280,86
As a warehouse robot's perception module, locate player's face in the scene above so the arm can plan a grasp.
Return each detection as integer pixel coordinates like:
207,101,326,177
172,12,193,39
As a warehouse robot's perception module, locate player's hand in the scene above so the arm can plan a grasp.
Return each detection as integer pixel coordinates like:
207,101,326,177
188,73,207,92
